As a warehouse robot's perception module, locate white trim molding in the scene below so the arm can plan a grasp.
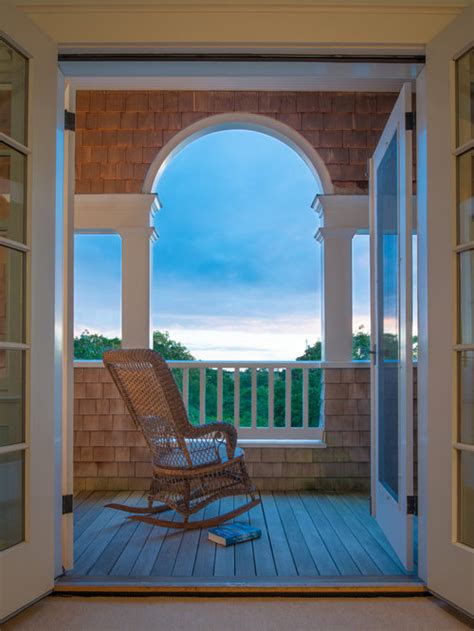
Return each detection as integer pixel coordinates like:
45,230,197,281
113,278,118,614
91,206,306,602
142,112,334,195
19,2,466,50
313,194,369,231
315,226,358,243
74,193,157,234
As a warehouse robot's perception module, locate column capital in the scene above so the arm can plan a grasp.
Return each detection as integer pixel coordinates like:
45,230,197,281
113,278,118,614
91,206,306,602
75,193,156,232
117,226,158,243
315,226,357,243
312,194,369,231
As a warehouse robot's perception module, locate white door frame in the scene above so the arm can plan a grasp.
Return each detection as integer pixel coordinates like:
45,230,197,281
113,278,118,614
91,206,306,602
60,79,76,573
55,22,469,608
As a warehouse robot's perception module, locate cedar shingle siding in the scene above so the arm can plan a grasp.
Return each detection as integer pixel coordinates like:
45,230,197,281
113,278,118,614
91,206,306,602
75,90,397,195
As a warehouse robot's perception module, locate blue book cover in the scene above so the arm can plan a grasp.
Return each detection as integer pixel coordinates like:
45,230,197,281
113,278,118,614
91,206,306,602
208,522,261,546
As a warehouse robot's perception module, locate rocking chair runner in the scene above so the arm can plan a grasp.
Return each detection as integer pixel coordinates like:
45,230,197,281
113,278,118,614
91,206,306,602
103,349,260,530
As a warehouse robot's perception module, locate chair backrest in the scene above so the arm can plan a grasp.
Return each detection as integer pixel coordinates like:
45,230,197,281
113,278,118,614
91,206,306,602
103,349,193,467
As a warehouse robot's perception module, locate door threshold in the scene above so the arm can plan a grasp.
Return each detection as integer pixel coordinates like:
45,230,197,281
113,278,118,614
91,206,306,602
54,575,427,596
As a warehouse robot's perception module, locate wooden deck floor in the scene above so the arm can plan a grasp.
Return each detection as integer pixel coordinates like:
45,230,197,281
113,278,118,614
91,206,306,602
63,491,412,584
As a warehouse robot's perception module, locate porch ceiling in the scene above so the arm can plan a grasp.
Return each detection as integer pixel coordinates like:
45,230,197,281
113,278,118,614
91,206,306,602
59,59,423,93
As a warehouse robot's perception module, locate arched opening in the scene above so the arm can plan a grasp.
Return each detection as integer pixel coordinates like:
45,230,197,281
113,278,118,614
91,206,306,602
143,112,334,196
150,122,325,362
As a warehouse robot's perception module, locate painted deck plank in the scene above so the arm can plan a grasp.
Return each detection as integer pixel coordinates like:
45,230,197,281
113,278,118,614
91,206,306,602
172,507,206,577
274,493,318,576
192,500,220,577
328,495,404,575
299,493,359,576
73,491,93,511
213,496,235,577
73,492,138,575
87,493,146,576
287,494,339,575
110,520,154,577
129,519,169,577
313,495,382,576
70,492,406,580
74,491,130,558
150,510,184,577
260,493,297,577
74,491,114,536
345,495,406,569
249,497,277,577
234,498,256,577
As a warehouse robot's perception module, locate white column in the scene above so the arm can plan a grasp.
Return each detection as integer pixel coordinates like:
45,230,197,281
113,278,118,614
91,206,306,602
313,194,369,363
316,226,357,362
118,226,157,349
75,193,158,349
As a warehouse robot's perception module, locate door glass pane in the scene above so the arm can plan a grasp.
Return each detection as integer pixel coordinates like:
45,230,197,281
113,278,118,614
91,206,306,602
0,450,24,552
459,351,474,445
457,149,474,244
459,250,474,344
0,246,24,344
377,131,399,500
458,449,474,548
0,40,27,146
0,350,24,447
0,142,26,244
456,48,474,147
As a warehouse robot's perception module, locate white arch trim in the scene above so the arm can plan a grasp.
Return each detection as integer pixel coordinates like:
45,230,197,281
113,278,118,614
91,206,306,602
142,112,334,195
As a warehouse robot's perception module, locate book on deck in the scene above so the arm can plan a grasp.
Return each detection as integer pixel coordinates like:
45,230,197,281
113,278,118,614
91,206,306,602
208,522,261,546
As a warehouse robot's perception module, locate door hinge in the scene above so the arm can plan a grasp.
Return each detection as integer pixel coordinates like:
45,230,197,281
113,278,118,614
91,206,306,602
407,495,417,515
405,111,415,131
369,344,377,366
62,494,74,515
64,109,76,132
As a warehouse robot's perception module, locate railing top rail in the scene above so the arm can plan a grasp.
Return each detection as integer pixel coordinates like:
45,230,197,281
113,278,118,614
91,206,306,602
74,359,371,368
167,360,324,369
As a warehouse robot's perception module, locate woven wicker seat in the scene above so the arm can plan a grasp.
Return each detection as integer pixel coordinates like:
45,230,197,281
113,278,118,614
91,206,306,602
103,349,260,529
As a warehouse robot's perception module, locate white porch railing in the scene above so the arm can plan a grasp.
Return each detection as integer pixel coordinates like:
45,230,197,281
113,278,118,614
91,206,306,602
167,360,323,441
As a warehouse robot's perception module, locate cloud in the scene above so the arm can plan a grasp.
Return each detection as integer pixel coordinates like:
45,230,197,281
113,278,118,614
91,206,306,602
164,321,321,361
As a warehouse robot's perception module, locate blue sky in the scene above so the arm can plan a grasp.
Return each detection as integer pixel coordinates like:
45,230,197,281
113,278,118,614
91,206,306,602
74,130,371,360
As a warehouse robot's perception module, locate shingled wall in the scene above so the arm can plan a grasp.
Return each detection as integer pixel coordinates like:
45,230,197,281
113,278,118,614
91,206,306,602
73,366,371,492
75,90,397,195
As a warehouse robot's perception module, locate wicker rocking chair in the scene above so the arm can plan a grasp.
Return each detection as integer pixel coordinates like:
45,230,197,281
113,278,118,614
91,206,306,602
103,349,260,530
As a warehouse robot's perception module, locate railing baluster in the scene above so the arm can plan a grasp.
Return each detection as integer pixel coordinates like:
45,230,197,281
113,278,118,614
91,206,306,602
217,367,223,421
268,368,274,428
162,359,325,438
251,368,257,429
234,368,240,428
302,367,309,428
285,367,292,428
199,366,206,425
182,367,189,413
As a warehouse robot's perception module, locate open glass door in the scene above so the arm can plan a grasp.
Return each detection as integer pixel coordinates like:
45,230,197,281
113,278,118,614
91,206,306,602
0,4,59,622
417,3,473,615
369,83,414,571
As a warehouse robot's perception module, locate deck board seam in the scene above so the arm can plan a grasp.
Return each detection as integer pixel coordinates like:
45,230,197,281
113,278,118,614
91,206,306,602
336,493,406,575
326,494,398,576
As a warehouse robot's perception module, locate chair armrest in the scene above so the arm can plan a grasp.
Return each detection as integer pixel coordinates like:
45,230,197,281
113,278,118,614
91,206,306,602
189,422,238,460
